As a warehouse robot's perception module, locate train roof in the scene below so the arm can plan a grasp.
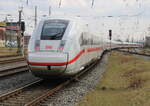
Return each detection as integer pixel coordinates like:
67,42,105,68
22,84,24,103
41,16,85,23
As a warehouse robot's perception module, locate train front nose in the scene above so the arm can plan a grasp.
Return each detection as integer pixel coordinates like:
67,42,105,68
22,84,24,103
27,52,68,78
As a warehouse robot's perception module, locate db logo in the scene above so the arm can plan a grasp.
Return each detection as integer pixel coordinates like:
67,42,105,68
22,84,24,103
45,45,53,49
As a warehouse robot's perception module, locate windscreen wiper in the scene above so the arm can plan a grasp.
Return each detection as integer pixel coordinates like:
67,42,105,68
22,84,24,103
51,32,62,37
50,32,64,39
41,32,64,40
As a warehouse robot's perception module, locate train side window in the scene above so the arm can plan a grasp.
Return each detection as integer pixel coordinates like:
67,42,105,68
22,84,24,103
80,32,93,46
79,32,84,46
91,39,93,45
87,38,91,45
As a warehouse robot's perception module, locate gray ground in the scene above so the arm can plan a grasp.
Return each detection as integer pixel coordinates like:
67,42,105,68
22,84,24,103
39,54,108,106
132,54,150,60
0,72,40,95
119,49,150,60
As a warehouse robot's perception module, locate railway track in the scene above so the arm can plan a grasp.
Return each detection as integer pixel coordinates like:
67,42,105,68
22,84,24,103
0,61,28,77
0,55,27,77
0,58,99,106
0,54,21,58
0,57,25,64
0,65,28,77
116,49,150,57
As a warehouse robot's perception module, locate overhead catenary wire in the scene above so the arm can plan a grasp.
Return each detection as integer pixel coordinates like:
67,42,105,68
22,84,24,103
91,0,95,8
49,6,51,16
34,6,37,28
26,0,29,5
59,0,62,8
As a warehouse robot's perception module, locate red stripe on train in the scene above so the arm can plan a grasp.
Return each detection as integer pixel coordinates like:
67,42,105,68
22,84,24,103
28,47,102,66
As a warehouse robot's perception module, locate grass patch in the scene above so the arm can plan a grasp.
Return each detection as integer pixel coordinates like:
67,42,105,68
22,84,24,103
0,47,18,56
0,47,28,56
77,51,150,106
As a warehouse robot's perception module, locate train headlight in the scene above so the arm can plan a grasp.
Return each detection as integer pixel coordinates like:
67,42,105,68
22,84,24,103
58,40,66,51
35,40,40,51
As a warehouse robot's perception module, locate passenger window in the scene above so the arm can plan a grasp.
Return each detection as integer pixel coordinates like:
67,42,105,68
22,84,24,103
79,33,84,46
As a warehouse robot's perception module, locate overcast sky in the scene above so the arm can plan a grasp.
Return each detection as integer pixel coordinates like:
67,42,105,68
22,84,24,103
0,0,149,17
0,0,150,41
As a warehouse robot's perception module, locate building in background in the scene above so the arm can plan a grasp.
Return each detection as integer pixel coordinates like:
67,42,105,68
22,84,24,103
0,22,6,47
0,27,5,40
0,21,21,47
5,22,20,42
24,35,30,47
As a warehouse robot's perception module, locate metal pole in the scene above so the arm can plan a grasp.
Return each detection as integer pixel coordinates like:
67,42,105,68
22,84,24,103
109,29,112,52
22,32,24,57
49,6,51,16
26,0,28,5
10,18,13,49
17,9,22,55
59,0,62,8
35,6,37,28
91,0,95,8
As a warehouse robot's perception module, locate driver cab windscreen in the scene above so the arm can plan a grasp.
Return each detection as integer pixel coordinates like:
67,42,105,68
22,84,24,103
41,20,69,40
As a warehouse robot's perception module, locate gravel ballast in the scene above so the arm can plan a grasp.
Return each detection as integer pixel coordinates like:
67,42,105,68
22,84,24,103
0,72,40,95
41,54,108,106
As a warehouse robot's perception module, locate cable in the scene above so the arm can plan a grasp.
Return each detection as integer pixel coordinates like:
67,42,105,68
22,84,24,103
59,0,62,8
91,0,95,8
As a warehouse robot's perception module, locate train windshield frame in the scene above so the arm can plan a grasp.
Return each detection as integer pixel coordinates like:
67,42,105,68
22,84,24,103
41,20,69,40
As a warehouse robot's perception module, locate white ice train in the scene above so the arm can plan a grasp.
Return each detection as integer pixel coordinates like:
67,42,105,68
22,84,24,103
27,17,141,78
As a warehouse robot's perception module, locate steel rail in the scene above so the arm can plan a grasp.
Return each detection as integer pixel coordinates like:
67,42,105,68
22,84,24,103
0,54,21,58
0,79,42,101
0,58,25,64
0,65,28,77
116,49,150,57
